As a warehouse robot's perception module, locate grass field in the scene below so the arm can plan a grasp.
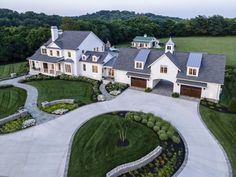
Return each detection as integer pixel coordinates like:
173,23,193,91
0,62,28,80
67,113,159,177
0,86,27,119
27,80,94,104
115,36,236,66
200,106,236,177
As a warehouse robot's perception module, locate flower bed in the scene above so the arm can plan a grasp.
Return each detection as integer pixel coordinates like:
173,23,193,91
105,82,128,96
120,112,185,177
42,103,79,114
0,114,35,134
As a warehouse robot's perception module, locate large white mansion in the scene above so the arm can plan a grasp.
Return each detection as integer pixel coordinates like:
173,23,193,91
28,26,226,101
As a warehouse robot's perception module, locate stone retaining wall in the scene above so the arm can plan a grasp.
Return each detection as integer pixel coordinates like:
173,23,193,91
41,99,75,108
0,109,29,125
106,146,162,177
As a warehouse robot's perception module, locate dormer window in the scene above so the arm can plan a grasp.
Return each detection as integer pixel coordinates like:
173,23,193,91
68,52,71,58
82,54,87,61
135,62,143,69
92,55,98,62
188,68,197,76
42,48,47,54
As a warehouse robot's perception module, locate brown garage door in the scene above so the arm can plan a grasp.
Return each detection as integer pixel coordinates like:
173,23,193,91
131,77,147,88
180,85,202,98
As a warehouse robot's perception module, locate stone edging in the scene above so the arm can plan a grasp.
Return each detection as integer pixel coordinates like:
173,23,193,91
41,99,75,108
0,109,28,126
106,146,162,177
197,103,233,177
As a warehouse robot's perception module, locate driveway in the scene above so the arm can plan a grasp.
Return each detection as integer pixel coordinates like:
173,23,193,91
0,89,230,177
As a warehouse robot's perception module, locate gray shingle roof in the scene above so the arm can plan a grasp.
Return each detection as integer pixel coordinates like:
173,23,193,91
187,53,203,68
79,51,109,64
113,48,226,84
44,31,91,50
27,49,64,63
176,53,226,84
104,57,117,67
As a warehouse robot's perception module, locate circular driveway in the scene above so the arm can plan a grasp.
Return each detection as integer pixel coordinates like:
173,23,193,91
0,89,230,177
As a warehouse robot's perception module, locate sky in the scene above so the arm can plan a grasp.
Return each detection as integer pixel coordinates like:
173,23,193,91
1,0,236,18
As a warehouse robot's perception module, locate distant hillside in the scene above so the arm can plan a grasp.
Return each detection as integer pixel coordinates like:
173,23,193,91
78,10,183,22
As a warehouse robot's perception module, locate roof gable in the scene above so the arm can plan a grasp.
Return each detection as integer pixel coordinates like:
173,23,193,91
148,52,180,70
46,31,91,50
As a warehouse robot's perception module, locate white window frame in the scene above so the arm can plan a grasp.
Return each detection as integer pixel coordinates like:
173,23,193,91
188,67,198,76
92,55,98,62
135,61,143,70
160,65,168,74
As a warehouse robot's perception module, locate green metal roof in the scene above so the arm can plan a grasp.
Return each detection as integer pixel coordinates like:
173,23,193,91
133,36,156,43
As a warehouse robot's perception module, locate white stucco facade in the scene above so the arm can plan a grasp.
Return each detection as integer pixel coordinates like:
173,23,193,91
28,27,225,102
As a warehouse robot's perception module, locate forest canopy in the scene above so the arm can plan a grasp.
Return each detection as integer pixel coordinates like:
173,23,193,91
0,9,235,63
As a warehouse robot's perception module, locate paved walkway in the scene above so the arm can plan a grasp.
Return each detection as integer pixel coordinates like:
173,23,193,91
0,89,231,177
0,76,57,124
99,83,115,101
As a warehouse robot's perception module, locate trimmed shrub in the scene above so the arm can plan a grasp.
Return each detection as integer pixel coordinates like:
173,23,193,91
145,87,152,92
153,125,159,132
155,121,162,127
159,133,168,141
147,121,154,128
125,112,135,120
161,122,170,131
228,98,236,113
172,135,181,144
134,115,142,122
172,92,180,98
0,84,13,89
141,119,148,124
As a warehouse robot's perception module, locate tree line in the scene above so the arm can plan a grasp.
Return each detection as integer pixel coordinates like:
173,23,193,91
0,9,235,63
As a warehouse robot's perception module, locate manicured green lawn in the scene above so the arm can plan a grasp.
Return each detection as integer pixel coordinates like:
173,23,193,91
0,86,27,119
27,80,94,104
200,106,236,177
116,36,236,66
0,62,28,80
67,113,159,177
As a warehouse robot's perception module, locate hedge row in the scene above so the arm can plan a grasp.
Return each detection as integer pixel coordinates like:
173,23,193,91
125,112,181,144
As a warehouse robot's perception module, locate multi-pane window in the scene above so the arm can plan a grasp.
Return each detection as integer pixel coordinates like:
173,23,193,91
92,65,98,73
51,64,54,70
83,64,86,71
65,64,72,73
135,62,143,69
189,68,197,76
56,51,60,56
68,52,71,58
167,46,172,50
50,50,53,56
160,66,168,73
42,49,47,54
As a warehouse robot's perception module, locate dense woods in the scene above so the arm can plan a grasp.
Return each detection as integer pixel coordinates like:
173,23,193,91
0,9,235,63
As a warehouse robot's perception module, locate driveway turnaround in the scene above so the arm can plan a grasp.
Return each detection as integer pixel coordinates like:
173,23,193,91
0,89,230,177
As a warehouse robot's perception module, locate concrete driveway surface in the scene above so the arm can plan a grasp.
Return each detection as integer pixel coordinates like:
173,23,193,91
0,89,230,177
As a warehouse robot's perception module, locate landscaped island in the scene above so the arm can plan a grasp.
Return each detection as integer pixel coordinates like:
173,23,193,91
67,112,185,177
0,85,27,119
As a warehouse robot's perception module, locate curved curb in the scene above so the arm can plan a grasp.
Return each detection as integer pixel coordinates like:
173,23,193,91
63,111,189,177
197,103,233,177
